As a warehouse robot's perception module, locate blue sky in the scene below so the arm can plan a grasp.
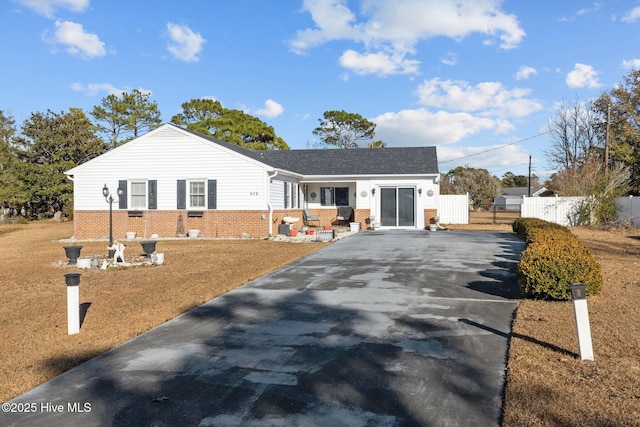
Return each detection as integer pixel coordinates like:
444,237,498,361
2,0,639,181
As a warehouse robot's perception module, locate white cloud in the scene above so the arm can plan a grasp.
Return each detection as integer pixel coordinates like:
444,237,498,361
47,20,105,58
622,6,640,22
515,65,537,80
621,59,640,70
288,0,358,54
13,0,89,18
71,83,153,97
339,49,419,75
440,51,457,66
166,23,206,62
255,99,284,118
415,78,542,118
438,144,530,171
71,82,122,96
566,63,601,88
372,109,498,146
372,108,531,170
289,0,525,76
577,2,601,16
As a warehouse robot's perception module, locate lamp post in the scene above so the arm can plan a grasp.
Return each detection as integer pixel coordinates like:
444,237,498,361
103,184,123,257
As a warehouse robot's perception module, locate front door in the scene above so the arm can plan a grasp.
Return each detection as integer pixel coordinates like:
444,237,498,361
380,187,415,227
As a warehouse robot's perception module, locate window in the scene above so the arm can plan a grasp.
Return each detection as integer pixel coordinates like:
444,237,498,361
130,181,146,209
190,181,206,208
320,187,349,206
178,179,217,210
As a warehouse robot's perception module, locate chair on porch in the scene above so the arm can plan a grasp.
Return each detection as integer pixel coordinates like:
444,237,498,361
336,206,353,226
303,208,321,226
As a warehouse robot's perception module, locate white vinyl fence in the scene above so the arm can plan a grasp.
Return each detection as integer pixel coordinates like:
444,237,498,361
435,193,640,227
616,195,640,227
521,196,586,226
437,193,469,224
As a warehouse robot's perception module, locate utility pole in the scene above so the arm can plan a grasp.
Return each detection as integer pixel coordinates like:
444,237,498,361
605,102,611,178
528,155,532,197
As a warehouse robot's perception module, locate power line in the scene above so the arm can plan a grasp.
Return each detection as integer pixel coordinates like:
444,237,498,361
488,162,529,174
439,130,550,164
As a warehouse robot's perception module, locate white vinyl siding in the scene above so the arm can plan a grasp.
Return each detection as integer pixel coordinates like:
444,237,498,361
69,126,272,211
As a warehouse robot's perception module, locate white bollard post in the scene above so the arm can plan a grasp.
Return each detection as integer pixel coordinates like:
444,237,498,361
569,283,594,361
65,273,81,335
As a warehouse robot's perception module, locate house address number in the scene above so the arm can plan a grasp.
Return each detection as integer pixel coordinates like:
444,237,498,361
249,191,259,196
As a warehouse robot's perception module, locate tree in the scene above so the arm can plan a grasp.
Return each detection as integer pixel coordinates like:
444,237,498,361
171,98,289,150
500,171,539,188
0,110,27,212
593,69,640,192
313,110,384,148
444,166,500,209
91,89,161,148
545,96,601,172
13,109,106,218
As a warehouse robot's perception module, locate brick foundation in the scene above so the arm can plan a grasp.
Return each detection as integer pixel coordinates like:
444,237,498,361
73,207,432,239
74,210,275,239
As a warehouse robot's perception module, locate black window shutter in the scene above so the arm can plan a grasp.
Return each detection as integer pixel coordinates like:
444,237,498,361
118,180,127,209
284,182,289,208
207,179,217,209
148,180,157,210
177,179,186,209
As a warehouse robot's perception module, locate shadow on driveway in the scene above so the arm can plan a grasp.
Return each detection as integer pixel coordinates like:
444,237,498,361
3,230,525,427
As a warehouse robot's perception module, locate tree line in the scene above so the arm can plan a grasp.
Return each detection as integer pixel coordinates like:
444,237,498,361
0,90,384,220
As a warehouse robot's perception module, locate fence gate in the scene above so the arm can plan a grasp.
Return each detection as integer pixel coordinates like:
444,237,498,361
437,194,469,224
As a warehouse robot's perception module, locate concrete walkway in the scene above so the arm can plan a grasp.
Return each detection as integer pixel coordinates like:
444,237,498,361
2,230,524,427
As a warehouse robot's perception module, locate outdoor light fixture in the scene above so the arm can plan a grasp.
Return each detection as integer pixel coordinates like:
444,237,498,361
64,273,81,335
371,188,376,196
418,187,423,195
103,184,124,257
569,282,594,361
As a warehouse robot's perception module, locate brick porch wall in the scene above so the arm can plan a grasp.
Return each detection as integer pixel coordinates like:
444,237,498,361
424,209,438,226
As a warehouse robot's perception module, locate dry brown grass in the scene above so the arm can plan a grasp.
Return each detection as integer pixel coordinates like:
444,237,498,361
2,221,639,426
502,225,640,426
0,221,328,402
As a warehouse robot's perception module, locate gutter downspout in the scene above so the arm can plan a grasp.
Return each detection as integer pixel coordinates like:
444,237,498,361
267,169,279,236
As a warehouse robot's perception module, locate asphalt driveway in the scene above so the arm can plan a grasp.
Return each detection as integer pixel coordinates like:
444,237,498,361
2,229,524,427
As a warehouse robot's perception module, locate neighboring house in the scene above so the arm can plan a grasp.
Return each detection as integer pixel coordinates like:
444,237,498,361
65,124,440,239
493,187,547,210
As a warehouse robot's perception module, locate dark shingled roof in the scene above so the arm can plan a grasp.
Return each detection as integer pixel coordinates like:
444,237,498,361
257,147,438,175
179,125,439,176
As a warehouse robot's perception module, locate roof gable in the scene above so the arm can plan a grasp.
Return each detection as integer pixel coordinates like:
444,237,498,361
66,123,439,177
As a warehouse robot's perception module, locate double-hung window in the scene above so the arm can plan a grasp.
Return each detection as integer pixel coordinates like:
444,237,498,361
130,181,147,209
189,181,206,208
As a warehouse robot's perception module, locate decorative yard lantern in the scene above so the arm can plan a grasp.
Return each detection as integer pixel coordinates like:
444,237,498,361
569,283,594,361
64,273,81,335
103,184,124,257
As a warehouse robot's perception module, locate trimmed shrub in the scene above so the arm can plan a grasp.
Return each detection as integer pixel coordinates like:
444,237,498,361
512,218,567,242
514,217,603,300
517,235,602,300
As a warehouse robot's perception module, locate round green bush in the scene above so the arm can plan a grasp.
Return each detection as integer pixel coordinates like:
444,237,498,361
517,238,602,300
